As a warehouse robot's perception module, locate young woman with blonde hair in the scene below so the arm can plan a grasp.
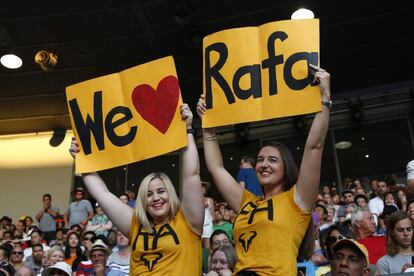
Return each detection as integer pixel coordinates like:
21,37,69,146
70,104,204,275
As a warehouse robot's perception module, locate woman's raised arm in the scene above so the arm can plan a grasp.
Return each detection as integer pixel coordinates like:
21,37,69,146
197,96,244,212
70,138,134,237
295,64,331,211
180,104,204,235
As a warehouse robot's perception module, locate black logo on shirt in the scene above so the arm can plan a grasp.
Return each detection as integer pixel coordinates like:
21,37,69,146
132,223,180,271
238,231,257,252
140,253,162,272
239,199,274,224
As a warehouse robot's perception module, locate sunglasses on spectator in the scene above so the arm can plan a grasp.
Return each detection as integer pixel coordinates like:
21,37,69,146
327,235,346,244
12,251,23,255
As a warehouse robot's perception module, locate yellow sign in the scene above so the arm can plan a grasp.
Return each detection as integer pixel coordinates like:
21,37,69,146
202,19,320,127
66,56,186,173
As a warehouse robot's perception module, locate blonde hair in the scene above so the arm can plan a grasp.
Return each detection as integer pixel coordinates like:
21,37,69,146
47,245,64,260
135,172,181,232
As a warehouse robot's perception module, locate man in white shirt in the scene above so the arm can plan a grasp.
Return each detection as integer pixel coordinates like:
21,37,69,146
368,180,387,225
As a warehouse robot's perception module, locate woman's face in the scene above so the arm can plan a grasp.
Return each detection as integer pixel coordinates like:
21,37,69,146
356,198,367,208
255,146,285,188
16,221,24,231
25,217,32,226
398,190,407,203
49,250,64,265
211,250,230,271
385,194,395,205
146,178,171,225
68,233,79,248
119,195,129,204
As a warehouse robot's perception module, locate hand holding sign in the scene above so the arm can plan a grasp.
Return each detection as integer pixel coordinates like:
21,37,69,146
309,64,331,101
180,103,193,129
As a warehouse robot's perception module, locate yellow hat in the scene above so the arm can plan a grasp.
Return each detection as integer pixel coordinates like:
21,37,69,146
332,239,369,266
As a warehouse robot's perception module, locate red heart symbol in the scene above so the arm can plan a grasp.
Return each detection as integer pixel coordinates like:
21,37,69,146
131,75,180,134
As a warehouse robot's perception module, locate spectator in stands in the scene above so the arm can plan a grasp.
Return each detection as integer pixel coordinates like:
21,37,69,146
330,239,370,276
88,240,123,276
198,64,331,274
384,191,403,210
210,230,232,251
321,224,356,263
26,244,43,275
396,186,408,212
23,229,50,261
407,200,414,224
15,265,34,276
352,208,386,264
64,232,84,266
355,187,365,196
201,182,215,249
10,244,25,271
212,209,233,241
35,194,60,244
236,155,263,197
205,245,237,276
315,204,330,230
0,244,15,274
24,217,34,234
125,190,136,208
367,178,378,200
81,231,96,253
49,228,65,247
70,104,204,275
64,188,94,229
322,193,332,206
107,231,130,275
368,179,388,223
377,211,414,274
46,246,64,267
41,261,71,276
355,194,369,209
85,203,112,237
337,190,355,220
0,217,12,231
1,231,13,242
70,225,83,237
377,204,399,235
325,206,336,226
407,160,414,198
118,194,129,205
342,190,355,205
14,220,26,240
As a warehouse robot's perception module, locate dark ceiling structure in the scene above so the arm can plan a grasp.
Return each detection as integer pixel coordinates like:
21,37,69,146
1,0,414,136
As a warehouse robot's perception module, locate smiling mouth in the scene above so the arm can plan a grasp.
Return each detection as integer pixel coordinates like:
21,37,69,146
152,202,164,209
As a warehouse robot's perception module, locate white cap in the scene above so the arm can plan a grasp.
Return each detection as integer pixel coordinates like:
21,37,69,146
407,160,414,180
41,262,72,276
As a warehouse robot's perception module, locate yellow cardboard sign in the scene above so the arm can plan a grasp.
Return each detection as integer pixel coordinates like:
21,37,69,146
202,19,320,127
66,56,186,173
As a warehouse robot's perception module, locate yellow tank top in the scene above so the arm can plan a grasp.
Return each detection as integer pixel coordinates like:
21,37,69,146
234,186,311,275
129,209,201,275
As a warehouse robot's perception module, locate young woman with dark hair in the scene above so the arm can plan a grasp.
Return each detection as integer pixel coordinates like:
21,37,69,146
197,65,331,275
